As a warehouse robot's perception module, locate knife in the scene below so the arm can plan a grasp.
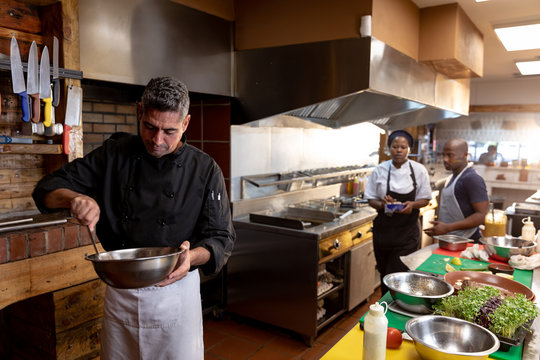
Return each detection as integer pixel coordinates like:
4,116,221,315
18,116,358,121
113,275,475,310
52,36,60,107
62,85,82,155
27,41,40,123
40,46,53,127
10,36,30,122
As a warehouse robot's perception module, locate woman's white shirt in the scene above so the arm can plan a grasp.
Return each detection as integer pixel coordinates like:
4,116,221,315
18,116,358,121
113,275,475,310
364,159,432,201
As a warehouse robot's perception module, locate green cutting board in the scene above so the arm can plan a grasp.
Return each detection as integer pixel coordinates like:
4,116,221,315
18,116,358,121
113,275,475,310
416,253,533,287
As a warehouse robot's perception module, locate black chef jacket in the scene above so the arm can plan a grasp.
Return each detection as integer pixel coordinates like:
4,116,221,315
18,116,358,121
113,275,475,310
32,134,235,275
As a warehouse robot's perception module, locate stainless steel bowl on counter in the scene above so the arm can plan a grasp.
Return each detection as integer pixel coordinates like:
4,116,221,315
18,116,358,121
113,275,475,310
405,315,500,360
383,272,454,314
434,234,472,251
480,236,536,262
85,247,183,289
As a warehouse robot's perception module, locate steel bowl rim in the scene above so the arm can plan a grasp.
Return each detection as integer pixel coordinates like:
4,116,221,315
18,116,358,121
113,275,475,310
480,237,537,250
84,247,184,263
405,315,500,356
383,272,455,299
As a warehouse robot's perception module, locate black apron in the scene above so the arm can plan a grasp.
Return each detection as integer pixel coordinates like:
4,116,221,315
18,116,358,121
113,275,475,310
372,162,421,293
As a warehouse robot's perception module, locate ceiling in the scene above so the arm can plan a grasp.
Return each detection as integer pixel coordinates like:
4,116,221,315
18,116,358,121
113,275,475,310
412,0,540,82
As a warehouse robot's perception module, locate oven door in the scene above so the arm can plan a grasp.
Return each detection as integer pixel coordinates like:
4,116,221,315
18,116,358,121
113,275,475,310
348,239,377,310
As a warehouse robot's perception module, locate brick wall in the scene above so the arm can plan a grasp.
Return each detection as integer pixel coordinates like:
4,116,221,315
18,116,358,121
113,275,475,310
0,219,92,264
82,101,138,155
81,94,231,189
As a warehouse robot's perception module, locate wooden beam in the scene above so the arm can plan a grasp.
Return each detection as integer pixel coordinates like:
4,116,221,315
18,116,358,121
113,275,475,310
0,244,103,310
0,144,63,154
0,26,44,43
469,104,540,113
0,168,44,184
0,196,37,213
0,182,37,199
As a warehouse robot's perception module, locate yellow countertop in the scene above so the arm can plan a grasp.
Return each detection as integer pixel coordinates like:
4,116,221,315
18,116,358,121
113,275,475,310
321,324,420,360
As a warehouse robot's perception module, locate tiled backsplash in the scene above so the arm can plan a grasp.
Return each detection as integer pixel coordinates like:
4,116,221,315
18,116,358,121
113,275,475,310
435,112,540,144
230,120,384,201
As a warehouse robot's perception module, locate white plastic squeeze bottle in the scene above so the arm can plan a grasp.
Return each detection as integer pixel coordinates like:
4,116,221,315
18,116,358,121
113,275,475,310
363,301,388,360
521,217,536,242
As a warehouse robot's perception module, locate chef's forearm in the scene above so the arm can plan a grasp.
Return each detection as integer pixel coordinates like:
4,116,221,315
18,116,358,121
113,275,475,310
368,199,383,210
43,188,82,209
190,247,211,267
411,199,430,209
445,212,486,233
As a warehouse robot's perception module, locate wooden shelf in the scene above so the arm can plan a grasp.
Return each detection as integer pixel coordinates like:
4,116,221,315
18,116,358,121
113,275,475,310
0,143,63,154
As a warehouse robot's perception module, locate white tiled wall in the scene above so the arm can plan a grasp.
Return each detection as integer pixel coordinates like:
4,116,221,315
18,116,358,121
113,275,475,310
230,120,384,201
436,112,540,145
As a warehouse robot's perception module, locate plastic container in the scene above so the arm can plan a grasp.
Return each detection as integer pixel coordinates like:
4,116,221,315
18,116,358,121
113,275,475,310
484,209,507,237
363,301,388,360
521,217,536,241
385,202,405,212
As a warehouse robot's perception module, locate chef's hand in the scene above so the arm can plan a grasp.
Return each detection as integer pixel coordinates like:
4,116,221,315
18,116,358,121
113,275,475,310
423,220,450,236
70,195,100,231
396,201,413,214
383,195,397,204
157,241,191,287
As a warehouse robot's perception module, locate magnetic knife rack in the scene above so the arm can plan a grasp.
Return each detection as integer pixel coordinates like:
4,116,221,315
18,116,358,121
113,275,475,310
0,59,83,79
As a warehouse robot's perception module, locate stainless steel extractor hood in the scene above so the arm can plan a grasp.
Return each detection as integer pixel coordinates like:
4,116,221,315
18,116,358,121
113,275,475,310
234,37,469,130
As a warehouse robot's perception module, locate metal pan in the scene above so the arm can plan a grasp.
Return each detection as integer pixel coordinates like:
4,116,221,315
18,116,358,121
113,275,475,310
444,271,535,301
434,234,472,251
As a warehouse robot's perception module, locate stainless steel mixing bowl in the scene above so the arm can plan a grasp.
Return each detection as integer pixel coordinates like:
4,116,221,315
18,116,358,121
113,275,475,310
383,272,454,314
85,247,183,289
405,315,500,360
480,236,536,262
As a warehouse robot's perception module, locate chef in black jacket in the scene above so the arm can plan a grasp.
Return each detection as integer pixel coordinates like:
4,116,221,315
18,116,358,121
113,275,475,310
32,77,235,360
364,130,432,294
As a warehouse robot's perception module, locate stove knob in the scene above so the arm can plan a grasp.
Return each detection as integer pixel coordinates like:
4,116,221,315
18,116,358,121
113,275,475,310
333,239,341,250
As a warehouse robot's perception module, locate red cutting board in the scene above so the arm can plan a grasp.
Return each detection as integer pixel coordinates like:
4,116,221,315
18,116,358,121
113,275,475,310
433,243,508,264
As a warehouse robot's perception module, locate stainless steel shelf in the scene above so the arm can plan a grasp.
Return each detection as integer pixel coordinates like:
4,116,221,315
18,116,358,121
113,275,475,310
240,166,374,199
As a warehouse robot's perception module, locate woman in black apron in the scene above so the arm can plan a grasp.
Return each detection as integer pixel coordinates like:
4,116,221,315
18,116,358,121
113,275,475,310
365,130,431,295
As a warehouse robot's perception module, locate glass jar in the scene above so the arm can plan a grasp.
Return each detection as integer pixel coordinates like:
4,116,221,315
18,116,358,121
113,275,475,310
484,209,507,237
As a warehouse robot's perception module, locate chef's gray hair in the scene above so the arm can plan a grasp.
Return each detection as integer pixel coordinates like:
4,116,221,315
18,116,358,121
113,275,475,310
141,77,190,121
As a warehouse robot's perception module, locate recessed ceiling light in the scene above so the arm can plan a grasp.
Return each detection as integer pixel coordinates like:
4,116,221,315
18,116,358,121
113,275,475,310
494,23,540,51
475,0,489,2
515,60,540,75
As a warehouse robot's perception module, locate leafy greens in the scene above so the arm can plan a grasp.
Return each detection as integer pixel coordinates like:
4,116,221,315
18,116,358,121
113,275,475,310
433,286,538,338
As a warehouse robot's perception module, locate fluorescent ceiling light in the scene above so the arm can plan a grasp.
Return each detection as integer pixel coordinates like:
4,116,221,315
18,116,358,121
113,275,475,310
494,23,540,51
475,0,489,2
516,60,540,75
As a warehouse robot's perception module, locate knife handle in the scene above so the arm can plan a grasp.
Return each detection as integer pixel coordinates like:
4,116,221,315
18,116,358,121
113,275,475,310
29,93,40,123
52,78,60,107
42,96,52,127
62,124,72,155
18,91,30,122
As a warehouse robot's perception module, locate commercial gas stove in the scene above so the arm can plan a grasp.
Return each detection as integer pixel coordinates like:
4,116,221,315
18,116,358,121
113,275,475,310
228,184,377,345
248,196,369,230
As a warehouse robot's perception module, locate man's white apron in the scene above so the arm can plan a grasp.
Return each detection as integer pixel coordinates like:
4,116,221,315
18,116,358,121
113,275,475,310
100,270,203,360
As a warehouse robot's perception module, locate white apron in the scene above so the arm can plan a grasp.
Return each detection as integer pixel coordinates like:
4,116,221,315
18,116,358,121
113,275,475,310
439,165,478,239
100,270,203,360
